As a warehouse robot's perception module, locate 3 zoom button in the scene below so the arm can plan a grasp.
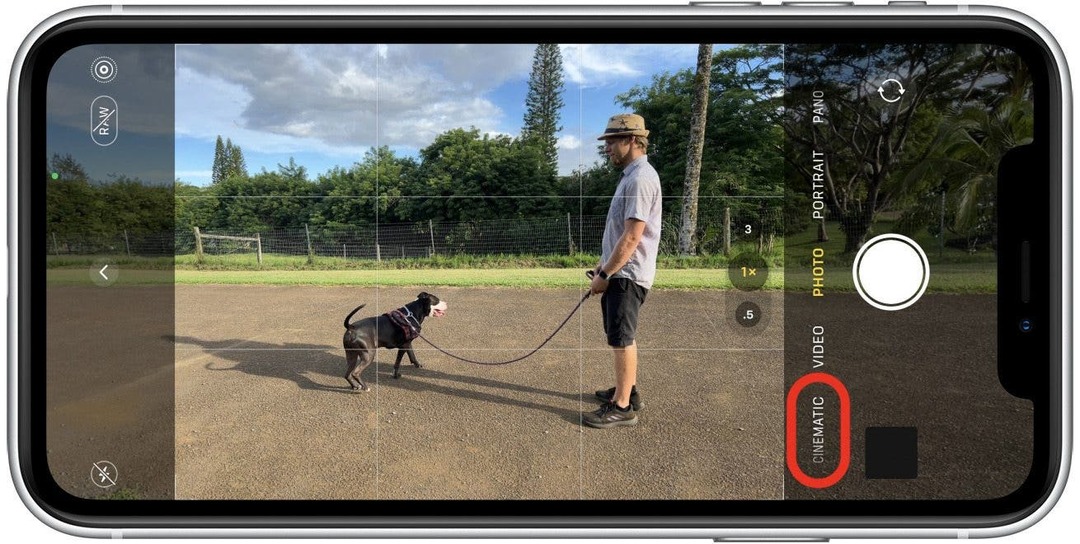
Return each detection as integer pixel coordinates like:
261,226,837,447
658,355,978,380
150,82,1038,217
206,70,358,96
91,96,118,146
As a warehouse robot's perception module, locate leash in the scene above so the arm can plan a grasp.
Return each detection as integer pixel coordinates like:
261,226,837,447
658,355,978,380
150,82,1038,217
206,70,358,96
417,291,592,366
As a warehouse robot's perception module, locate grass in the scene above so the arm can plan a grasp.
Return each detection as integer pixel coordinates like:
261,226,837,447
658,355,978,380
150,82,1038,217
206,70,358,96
47,267,786,290
100,488,140,500
45,264,994,293
785,263,995,293
165,247,783,271
47,255,175,270
44,225,996,292
786,219,996,267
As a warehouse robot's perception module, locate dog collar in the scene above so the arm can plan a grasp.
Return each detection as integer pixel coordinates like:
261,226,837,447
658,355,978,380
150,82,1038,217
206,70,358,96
401,306,422,328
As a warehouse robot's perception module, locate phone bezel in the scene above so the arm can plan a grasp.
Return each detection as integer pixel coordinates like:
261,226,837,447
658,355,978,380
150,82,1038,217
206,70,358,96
9,5,1070,538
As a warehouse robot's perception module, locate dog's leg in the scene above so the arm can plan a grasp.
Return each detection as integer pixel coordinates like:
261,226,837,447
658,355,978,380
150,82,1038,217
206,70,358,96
344,349,361,390
393,349,407,379
350,348,375,392
404,343,423,369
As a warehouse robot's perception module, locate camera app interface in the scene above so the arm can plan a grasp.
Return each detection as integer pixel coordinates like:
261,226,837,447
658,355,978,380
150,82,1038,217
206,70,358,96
44,41,1032,501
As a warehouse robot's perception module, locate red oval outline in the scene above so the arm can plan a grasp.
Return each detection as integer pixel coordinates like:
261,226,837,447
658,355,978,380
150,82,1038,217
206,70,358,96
785,372,851,489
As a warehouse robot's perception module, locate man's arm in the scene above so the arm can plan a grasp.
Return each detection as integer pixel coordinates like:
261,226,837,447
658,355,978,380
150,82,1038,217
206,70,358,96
591,218,646,294
603,218,647,276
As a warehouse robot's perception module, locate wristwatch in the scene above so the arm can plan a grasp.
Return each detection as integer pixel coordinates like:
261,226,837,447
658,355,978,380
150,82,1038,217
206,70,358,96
598,270,609,280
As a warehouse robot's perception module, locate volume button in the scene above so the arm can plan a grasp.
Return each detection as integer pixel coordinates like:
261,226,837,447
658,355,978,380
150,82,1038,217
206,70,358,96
689,1,763,5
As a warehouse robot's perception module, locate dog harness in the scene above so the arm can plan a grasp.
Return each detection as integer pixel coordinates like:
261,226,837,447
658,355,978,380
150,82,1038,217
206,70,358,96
386,307,421,341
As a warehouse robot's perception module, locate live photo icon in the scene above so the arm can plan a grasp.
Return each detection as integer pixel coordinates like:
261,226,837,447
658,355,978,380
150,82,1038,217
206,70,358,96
865,427,918,479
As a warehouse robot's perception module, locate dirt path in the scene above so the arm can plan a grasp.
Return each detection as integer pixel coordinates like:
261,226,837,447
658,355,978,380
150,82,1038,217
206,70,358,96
173,285,785,500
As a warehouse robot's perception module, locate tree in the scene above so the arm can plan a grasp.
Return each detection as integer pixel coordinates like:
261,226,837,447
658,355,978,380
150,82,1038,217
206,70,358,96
224,138,248,179
782,44,992,253
212,136,248,183
522,43,565,179
50,153,89,182
211,136,226,184
894,96,1033,253
207,161,318,231
406,128,552,222
46,155,103,237
316,147,413,227
618,45,784,252
175,181,217,237
679,44,712,256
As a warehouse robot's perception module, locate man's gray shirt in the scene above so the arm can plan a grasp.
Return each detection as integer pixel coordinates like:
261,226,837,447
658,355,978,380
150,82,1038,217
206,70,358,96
601,155,663,290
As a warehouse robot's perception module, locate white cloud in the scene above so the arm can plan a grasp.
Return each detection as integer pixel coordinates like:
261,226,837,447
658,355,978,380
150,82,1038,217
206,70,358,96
561,44,698,87
562,44,640,85
557,138,606,177
176,44,536,154
175,43,702,166
557,134,582,150
382,97,504,145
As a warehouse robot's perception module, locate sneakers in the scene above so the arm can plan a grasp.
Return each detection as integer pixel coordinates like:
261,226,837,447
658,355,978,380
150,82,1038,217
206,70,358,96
594,386,643,411
582,401,638,429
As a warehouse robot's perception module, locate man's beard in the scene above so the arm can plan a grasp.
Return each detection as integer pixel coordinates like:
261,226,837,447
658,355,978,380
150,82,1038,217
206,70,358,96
609,147,632,168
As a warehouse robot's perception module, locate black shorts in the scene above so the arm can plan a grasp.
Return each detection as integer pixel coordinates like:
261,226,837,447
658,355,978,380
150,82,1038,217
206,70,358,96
600,278,649,347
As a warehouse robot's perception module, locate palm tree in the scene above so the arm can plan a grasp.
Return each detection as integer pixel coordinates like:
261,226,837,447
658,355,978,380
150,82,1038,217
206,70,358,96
679,44,712,256
898,97,1033,253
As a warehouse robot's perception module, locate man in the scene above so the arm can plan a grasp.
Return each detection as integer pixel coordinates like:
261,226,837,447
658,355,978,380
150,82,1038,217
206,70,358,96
583,113,662,429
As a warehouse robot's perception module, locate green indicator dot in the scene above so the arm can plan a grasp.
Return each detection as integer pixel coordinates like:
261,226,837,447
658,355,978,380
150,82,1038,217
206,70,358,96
50,172,59,180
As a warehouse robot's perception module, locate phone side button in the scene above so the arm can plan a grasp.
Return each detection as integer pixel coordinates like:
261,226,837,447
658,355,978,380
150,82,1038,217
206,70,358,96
781,1,854,6
888,1,929,5
715,539,829,543
689,1,763,5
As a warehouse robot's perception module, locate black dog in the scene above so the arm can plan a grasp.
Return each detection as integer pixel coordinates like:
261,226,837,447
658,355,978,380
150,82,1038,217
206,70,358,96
341,292,448,391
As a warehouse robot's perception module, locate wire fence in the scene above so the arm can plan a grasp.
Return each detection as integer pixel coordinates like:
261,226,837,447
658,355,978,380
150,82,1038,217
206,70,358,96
48,207,784,261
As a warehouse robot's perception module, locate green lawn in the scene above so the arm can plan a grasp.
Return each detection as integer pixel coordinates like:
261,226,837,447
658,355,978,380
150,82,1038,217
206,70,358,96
44,223,994,292
45,265,994,293
46,267,785,290
786,219,995,267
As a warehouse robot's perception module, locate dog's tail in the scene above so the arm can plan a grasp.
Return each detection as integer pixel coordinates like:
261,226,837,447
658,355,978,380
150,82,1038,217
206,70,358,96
344,304,367,329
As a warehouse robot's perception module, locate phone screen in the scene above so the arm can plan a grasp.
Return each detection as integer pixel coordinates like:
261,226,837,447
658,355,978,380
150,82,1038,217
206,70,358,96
27,15,1062,525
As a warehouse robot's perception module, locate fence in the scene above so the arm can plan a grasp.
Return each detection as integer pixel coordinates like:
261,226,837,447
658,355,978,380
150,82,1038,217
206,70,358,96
46,230,175,257
49,207,784,261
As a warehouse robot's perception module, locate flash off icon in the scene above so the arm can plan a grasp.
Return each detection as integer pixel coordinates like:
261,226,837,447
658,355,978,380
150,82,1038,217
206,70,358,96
91,461,118,489
91,56,117,83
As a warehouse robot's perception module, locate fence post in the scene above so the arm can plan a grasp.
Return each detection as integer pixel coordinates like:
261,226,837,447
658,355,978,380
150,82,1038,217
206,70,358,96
567,213,574,255
427,220,435,257
52,233,60,256
343,244,347,260
256,232,263,266
376,244,381,263
305,223,314,264
124,229,131,256
194,227,203,264
939,190,946,260
723,206,731,256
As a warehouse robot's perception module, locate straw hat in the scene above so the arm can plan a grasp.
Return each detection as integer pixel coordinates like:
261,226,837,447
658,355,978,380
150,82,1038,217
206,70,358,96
597,113,650,140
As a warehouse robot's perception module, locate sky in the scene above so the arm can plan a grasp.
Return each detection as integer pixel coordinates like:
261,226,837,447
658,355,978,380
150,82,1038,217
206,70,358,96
173,43,711,184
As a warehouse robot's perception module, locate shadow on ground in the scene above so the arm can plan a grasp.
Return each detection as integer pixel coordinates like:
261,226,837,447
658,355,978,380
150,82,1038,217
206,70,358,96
170,334,584,425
